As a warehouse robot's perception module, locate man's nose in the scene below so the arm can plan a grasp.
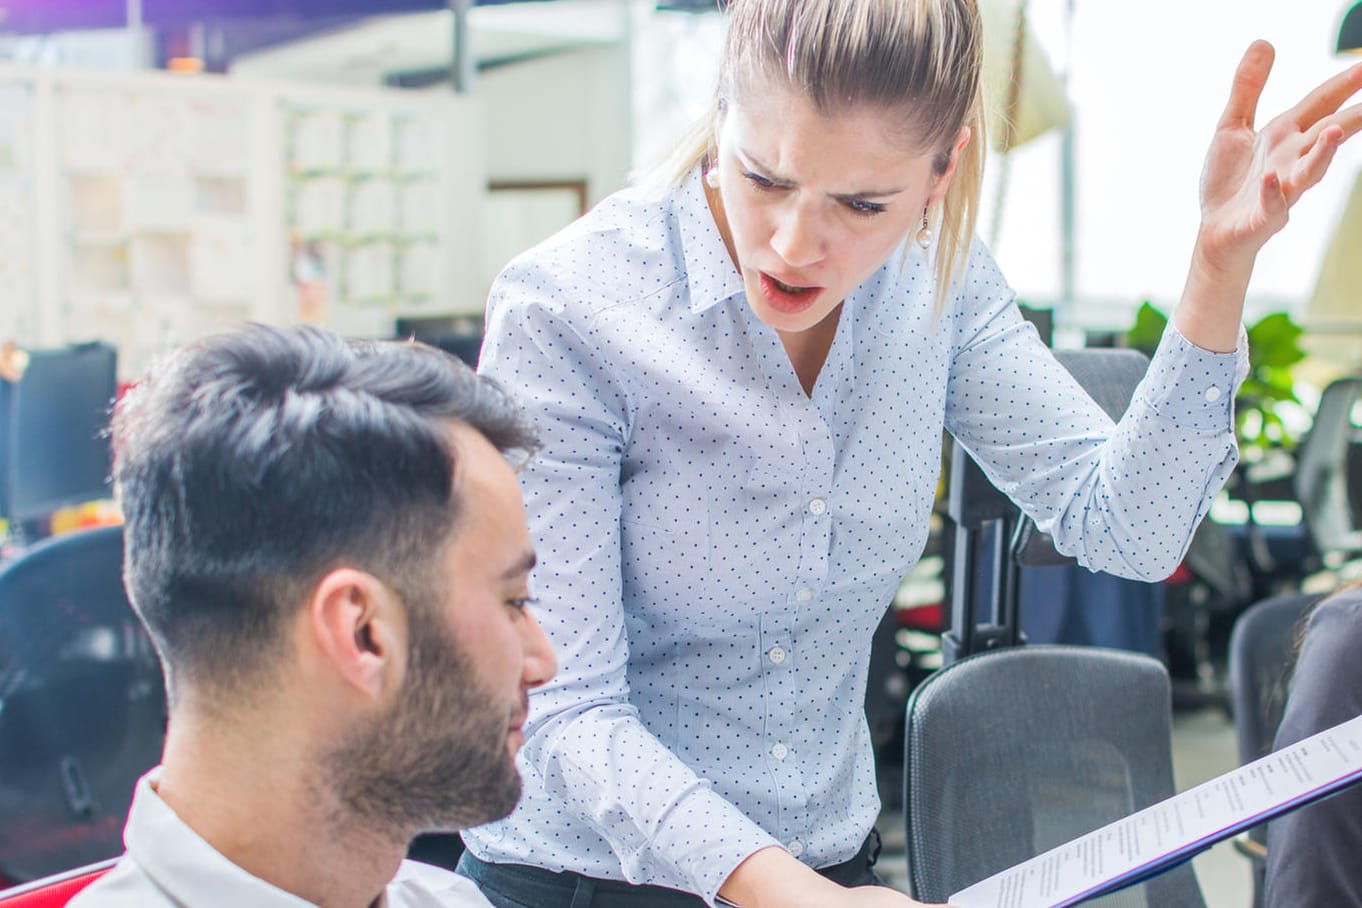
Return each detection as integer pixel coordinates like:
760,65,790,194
520,607,557,688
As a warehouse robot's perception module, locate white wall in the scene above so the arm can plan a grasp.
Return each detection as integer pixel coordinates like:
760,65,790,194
477,44,632,202
474,43,633,297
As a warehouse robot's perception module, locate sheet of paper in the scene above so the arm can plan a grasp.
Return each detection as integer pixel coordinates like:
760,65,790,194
950,713,1362,908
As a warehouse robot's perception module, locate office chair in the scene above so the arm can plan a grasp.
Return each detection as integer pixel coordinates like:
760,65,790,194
903,644,1206,907
923,343,1207,905
1294,376,1362,567
1226,590,1325,908
945,347,1158,662
0,859,115,906
0,525,165,885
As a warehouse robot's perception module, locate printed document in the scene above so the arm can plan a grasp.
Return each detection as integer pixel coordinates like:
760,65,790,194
950,713,1362,908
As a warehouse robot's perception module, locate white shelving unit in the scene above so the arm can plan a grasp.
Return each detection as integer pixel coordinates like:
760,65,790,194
0,80,38,344
0,64,485,377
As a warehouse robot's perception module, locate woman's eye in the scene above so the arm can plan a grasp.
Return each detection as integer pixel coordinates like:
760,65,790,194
845,199,887,217
743,171,778,191
507,596,538,612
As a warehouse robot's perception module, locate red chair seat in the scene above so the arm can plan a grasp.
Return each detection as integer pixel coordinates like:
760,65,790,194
0,860,118,907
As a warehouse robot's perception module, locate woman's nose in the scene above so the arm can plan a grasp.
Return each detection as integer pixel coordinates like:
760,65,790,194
769,203,826,268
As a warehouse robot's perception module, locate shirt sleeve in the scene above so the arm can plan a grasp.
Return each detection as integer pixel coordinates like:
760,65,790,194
478,261,781,904
943,243,1247,580
1263,593,1362,908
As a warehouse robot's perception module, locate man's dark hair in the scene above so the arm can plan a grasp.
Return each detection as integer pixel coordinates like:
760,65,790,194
113,323,535,695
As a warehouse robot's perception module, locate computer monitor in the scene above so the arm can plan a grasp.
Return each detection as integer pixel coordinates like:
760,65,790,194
0,342,118,530
394,315,484,369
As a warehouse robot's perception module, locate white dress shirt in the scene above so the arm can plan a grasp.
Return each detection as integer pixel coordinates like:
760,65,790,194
462,168,1247,904
70,769,493,908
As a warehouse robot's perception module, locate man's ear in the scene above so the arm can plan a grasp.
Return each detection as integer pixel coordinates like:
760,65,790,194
926,125,973,209
306,568,406,700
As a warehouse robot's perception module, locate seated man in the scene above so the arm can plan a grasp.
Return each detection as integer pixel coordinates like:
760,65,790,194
1264,586,1362,908
73,324,556,907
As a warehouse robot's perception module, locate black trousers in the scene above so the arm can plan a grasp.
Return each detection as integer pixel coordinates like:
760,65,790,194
456,830,883,908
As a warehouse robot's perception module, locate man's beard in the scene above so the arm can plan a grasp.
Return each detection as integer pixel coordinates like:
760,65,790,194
326,602,523,835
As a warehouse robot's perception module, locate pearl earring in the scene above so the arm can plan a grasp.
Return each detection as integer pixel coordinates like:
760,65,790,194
915,208,933,250
705,168,720,189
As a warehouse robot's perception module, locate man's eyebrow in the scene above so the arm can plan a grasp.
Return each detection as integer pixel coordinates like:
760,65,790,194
737,146,904,199
502,551,537,580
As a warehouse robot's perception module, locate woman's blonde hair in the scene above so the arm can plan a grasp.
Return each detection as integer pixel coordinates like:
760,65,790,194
649,0,986,305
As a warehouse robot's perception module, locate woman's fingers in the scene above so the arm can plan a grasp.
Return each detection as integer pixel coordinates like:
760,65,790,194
1286,125,1345,203
1258,170,1289,229
1287,61,1362,131
1218,40,1275,131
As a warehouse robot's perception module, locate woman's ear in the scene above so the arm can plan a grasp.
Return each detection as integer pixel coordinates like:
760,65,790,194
927,125,973,208
307,568,407,700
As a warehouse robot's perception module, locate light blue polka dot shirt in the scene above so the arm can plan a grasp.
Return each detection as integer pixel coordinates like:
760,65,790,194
463,168,1248,904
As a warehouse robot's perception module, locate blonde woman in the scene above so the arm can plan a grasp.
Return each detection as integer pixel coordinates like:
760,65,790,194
458,1,1362,906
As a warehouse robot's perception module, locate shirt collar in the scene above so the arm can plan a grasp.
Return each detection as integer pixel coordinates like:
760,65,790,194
674,167,745,315
124,768,383,908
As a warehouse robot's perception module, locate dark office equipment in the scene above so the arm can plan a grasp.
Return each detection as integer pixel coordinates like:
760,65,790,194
1340,1,1362,54
903,645,1206,907
395,315,484,369
1227,591,1326,908
0,526,165,885
0,343,117,536
1017,304,1053,346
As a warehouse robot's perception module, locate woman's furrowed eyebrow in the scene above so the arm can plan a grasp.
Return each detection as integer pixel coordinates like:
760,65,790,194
832,187,904,203
736,148,791,184
736,147,905,200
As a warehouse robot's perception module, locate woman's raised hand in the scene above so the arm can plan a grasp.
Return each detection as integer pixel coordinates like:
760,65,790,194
1173,40,1362,353
1197,39,1362,271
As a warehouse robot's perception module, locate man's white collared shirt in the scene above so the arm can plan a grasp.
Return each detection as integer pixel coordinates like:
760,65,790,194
70,769,492,908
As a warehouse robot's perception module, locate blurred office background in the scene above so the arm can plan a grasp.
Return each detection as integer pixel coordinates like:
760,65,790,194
2,1,1362,904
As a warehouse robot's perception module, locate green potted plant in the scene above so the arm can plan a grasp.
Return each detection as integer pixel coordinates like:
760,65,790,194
1124,301,1309,462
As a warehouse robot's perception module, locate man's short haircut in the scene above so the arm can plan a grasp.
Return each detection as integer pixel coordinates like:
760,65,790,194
113,324,535,695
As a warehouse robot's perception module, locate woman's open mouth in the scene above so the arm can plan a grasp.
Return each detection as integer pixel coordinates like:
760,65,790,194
759,271,824,314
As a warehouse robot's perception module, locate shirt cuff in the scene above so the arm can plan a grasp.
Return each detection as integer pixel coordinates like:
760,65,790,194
1134,320,1248,432
649,785,781,906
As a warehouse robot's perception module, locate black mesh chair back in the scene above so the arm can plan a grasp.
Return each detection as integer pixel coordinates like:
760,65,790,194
0,525,165,883
1008,348,1155,567
1294,376,1362,564
1226,591,1324,908
903,645,1206,908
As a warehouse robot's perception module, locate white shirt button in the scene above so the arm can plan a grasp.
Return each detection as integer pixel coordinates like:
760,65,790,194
771,742,789,760
1204,386,1222,402
808,497,827,516
795,588,813,602
768,645,787,664
788,840,804,857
